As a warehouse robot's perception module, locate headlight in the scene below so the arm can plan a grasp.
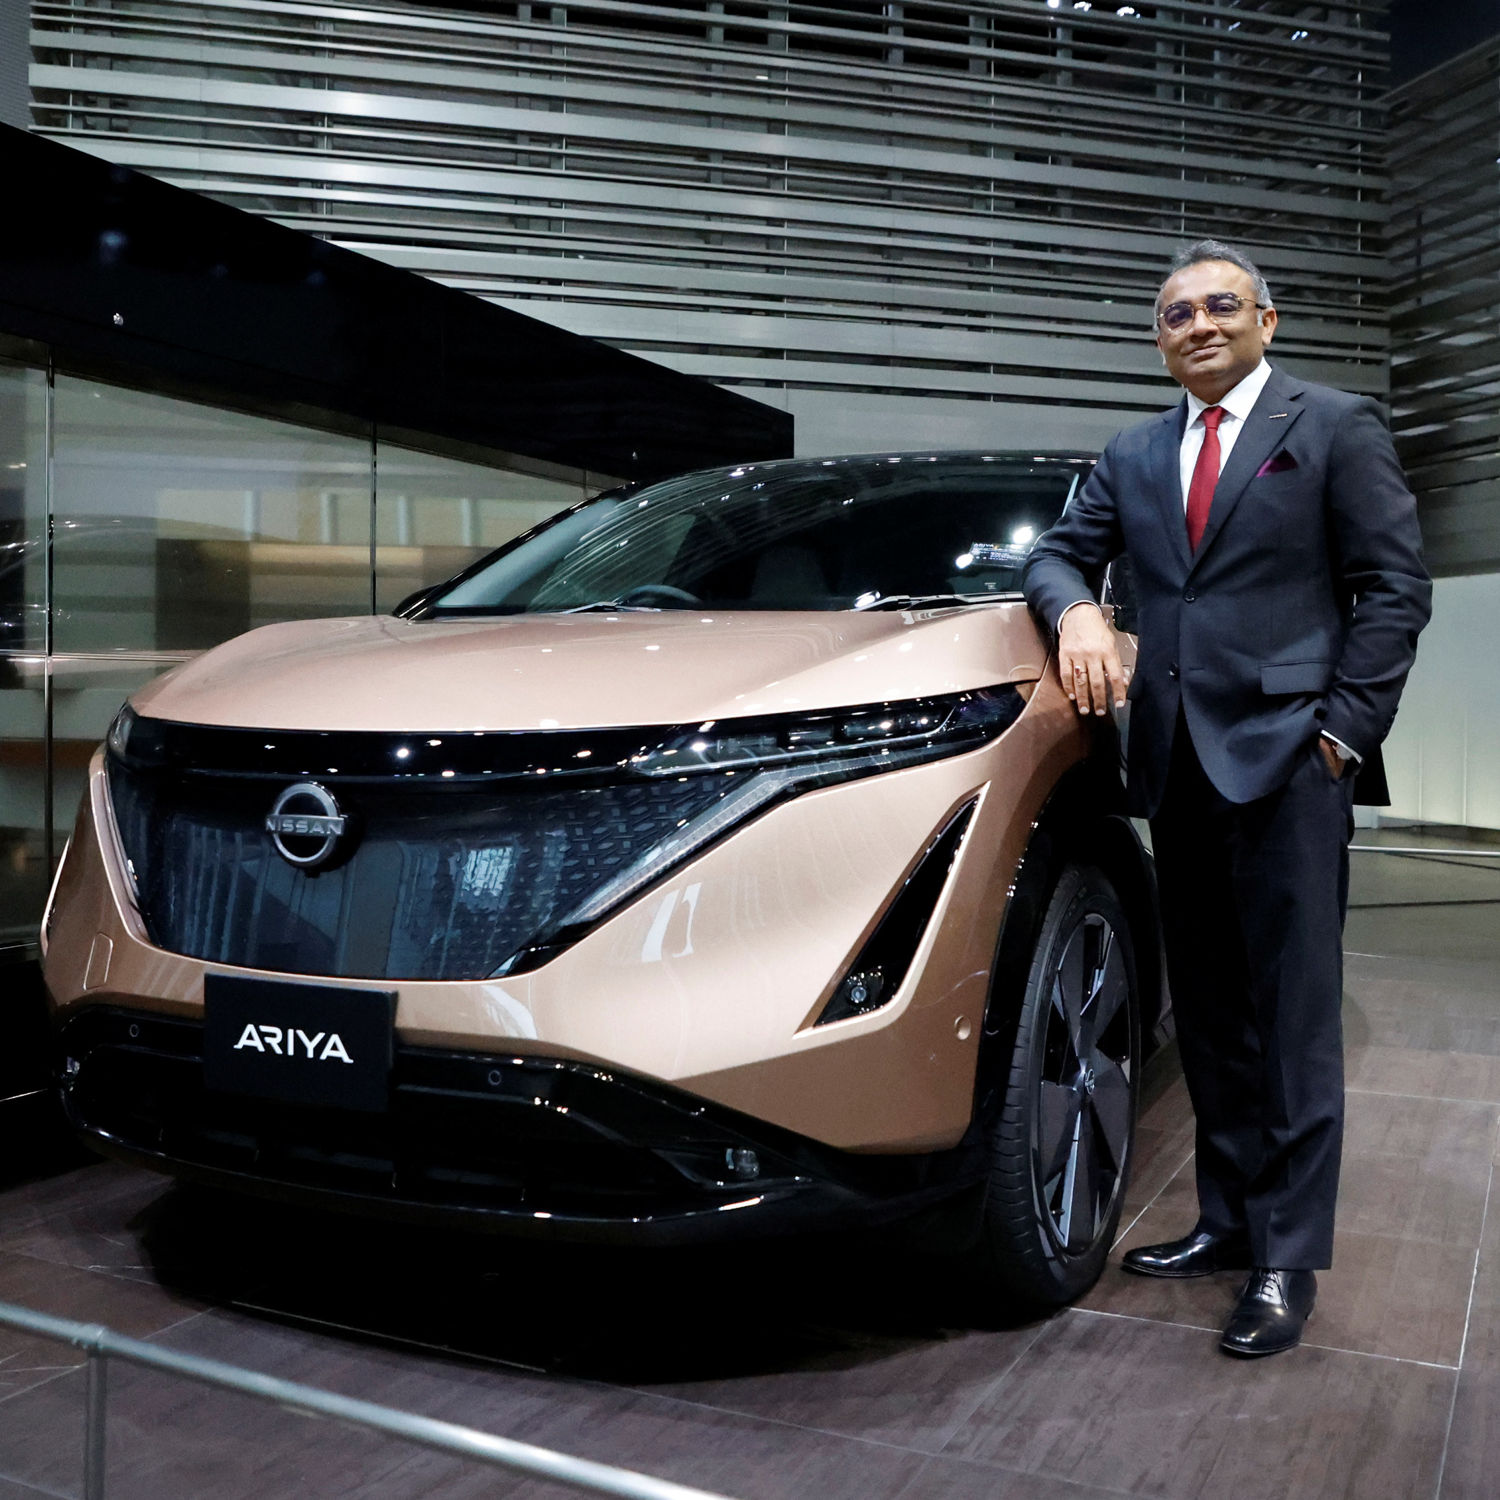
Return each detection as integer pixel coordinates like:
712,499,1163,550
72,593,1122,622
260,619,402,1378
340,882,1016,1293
628,688,1023,778
540,686,1025,945
106,703,138,760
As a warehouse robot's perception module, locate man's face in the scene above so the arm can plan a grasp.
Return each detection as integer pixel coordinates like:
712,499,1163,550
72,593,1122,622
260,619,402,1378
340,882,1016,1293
1155,259,1277,403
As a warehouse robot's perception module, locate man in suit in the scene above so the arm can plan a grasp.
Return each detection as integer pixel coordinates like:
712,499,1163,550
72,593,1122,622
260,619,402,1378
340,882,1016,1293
1023,239,1431,1357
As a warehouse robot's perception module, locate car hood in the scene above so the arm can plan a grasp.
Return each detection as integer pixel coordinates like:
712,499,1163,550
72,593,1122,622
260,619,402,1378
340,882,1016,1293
131,607,1050,732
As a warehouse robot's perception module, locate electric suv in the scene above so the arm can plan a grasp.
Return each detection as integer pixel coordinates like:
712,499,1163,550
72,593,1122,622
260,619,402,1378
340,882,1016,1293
41,451,1160,1309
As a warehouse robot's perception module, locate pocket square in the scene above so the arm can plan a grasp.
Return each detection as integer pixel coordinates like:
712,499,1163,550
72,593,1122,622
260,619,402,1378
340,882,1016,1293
1256,449,1298,478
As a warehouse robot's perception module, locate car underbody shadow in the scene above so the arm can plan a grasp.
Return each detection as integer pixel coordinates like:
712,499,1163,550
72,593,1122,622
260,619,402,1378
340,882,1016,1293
131,1182,1049,1383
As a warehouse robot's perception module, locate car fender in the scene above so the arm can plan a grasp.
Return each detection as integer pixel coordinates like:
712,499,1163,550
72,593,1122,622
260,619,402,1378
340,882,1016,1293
971,743,1165,1138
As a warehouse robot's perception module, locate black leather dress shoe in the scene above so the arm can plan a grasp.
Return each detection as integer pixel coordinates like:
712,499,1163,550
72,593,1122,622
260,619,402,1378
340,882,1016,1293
1121,1230,1252,1279
1220,1268,1317,1357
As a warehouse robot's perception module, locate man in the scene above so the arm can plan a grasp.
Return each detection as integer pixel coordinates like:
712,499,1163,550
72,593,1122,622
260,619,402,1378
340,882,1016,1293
1022,240,1431,1357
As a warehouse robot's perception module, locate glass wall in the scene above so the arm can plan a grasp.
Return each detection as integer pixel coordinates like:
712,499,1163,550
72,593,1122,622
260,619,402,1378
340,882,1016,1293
0,348,604,949
0,358,48,948
374,442,585,614
52,378,375,653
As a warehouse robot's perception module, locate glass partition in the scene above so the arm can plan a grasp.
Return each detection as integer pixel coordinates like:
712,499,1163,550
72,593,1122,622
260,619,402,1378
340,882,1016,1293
0,666,46,948
0,359,49,948
0,359,47,656
0,365,602,950
51,378,375,653
374,442,585,613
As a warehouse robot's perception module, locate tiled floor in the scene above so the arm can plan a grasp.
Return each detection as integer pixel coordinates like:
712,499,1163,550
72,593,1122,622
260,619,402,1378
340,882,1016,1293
1,828,1497,1499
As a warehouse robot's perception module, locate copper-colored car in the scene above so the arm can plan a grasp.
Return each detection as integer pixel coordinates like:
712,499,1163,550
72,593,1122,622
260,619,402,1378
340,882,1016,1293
41,452,1160,1308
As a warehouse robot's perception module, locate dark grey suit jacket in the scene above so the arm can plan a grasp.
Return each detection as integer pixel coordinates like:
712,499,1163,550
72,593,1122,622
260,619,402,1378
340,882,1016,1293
1022,365,1433,818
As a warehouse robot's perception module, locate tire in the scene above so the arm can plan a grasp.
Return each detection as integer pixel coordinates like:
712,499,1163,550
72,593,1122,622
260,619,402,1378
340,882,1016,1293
972,863,1140,1310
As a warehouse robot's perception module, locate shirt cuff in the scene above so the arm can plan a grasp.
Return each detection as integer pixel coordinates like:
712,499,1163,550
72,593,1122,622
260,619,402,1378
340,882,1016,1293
1055,599,1102,636
1320,732,1362,766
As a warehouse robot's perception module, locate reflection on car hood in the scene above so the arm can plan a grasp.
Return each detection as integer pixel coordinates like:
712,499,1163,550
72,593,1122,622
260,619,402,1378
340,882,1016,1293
131,607,1049,732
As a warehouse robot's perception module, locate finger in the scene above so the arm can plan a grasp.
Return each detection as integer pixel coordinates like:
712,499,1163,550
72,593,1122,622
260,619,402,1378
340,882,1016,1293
1071,660,1092,714
1063,655,1084,708
1104,650,1126,707
1085,654,1109,716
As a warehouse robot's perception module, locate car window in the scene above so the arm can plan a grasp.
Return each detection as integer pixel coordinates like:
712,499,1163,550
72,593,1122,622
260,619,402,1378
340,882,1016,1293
421,458,1082,614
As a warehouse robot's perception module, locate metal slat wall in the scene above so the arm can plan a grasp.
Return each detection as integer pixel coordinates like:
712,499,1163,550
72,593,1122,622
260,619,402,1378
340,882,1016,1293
30,0,1389,455
1387,39,1500,578
1,1,29,128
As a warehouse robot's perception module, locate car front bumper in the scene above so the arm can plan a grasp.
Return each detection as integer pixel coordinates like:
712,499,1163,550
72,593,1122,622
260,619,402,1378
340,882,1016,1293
57,1004,989,1245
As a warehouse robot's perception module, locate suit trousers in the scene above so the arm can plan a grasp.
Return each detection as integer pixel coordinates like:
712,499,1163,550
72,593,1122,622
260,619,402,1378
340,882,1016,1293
1149,714,1355,1269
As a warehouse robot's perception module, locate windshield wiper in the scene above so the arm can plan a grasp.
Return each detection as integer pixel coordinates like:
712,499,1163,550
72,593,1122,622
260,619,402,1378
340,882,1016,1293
560,600,665,613
852,593,984,612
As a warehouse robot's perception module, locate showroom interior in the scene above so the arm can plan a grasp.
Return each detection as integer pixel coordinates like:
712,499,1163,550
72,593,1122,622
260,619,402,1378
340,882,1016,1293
2,0,1500,1496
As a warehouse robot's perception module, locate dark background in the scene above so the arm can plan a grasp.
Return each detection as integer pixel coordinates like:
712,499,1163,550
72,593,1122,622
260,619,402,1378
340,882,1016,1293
1389,0,1500,84
0,126,792,482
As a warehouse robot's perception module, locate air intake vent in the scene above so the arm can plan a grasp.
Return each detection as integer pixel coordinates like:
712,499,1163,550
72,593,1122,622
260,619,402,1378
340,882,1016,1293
816,798,977,1026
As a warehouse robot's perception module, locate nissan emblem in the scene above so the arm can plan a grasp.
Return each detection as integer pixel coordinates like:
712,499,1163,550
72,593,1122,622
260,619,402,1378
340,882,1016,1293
265,782,347,868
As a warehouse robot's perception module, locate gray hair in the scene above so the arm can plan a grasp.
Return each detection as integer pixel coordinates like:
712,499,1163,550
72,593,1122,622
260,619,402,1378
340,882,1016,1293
1153,239,1273,326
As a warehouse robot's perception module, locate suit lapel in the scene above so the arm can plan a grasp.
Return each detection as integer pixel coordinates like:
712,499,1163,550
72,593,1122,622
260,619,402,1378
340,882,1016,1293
1189,367,1306,572
1151,401,1192,575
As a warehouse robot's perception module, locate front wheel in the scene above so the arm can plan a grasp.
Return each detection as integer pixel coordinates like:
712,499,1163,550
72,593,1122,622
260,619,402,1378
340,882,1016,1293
971,863,1140,1311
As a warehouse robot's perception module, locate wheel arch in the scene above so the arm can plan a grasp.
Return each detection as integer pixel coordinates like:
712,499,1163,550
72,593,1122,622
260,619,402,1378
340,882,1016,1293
974,752,1165,1131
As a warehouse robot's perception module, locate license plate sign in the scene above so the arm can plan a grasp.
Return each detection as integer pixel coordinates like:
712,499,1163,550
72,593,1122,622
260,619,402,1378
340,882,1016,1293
203,974,396,1113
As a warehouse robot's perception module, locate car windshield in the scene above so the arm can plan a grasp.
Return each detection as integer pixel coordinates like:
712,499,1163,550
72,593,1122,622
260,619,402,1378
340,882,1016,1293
421,455,1087,615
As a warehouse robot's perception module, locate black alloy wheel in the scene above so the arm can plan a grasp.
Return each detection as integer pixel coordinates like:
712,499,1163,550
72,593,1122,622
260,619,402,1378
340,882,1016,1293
972,862,1140,1310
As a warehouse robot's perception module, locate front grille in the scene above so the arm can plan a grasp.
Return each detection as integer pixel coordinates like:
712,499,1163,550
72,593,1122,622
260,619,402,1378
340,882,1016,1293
108,750,736,981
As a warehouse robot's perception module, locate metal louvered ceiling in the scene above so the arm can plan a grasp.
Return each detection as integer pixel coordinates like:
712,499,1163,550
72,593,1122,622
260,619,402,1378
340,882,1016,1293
30,0,1390,453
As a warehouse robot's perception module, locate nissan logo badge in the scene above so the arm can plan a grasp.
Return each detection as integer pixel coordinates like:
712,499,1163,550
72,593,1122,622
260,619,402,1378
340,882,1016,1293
265,782,347,868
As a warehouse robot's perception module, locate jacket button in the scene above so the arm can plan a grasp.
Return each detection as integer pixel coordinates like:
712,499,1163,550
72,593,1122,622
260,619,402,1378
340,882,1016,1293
1183,591,1196,603
1169,663,1180,679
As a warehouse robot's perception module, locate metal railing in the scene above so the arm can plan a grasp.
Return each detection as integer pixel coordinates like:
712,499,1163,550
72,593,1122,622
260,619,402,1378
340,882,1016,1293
0,1300,738,1500
1349,845,1500,857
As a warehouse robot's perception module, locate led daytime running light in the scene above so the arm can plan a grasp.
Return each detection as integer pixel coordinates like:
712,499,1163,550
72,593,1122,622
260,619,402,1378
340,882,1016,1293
628,690,1017,778
519,687,1024,963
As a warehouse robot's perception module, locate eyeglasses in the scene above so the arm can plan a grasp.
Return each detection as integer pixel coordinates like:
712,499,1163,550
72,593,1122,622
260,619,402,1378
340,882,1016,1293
1156,292,1268,332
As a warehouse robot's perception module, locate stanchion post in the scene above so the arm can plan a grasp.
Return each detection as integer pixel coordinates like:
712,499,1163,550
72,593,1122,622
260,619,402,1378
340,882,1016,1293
84,1345,108,1500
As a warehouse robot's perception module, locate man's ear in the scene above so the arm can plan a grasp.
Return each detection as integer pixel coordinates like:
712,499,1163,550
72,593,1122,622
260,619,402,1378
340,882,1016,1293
1259,306,1278,347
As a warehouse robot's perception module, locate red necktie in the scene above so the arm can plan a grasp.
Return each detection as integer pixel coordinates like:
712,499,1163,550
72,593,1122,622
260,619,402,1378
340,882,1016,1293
1185,405,1224,552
